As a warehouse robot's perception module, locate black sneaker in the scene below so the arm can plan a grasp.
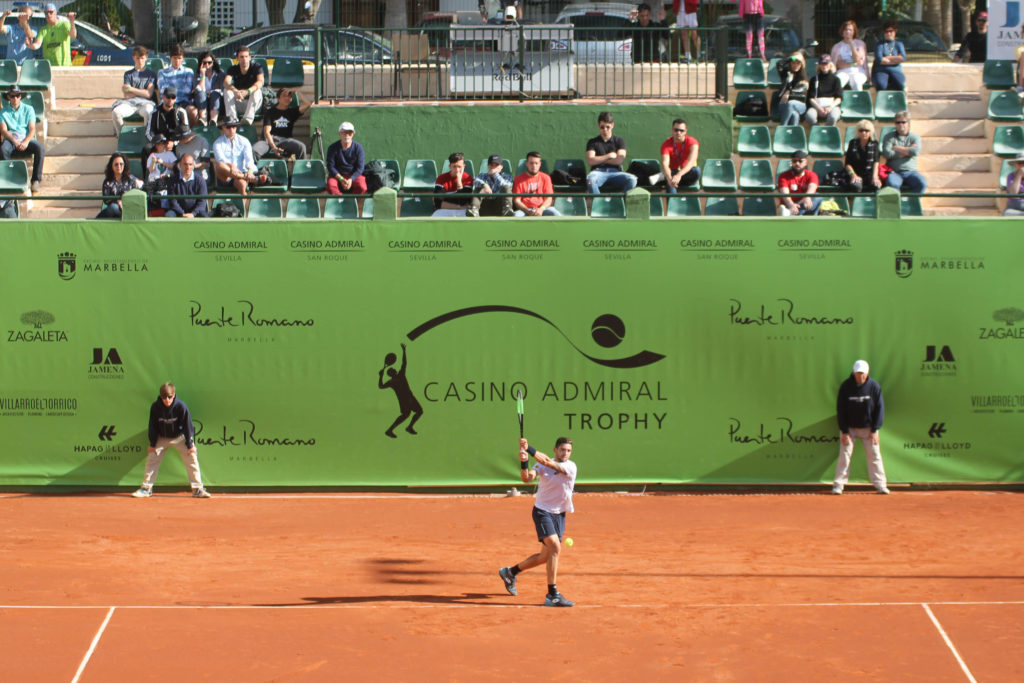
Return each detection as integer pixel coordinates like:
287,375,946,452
544,592,574,607
498,567,517,596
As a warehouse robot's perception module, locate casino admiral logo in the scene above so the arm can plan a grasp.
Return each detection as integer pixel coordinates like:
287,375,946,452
377,306,666,439
895,249,913,278
58,252,76,281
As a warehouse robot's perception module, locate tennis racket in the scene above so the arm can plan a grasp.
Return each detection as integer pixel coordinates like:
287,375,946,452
516,390,524,438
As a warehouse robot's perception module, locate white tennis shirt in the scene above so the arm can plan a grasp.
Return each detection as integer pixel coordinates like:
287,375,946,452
533,459,577,514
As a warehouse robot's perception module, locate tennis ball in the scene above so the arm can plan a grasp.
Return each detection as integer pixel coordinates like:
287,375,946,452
564,537,574,547
591,314,626,348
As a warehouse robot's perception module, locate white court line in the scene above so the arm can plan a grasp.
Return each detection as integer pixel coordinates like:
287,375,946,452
922,603,978,683
1,600,1022,611
70,606,115,683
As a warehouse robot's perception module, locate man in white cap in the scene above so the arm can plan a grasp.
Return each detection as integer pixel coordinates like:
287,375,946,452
1003,152,1024,216
29,4,76,66
833,359,889,495
325,121,366,195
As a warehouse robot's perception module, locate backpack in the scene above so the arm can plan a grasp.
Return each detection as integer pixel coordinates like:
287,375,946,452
213,202,243,218
733,96,767,117
364,159,398,193
817,199,848,216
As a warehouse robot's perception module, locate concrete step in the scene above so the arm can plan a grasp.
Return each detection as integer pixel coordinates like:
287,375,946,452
24,206,98,219
924,171,995,189
45,136,118,156
41,172,105,191
49,119,120,137
924,206,1001,216
912,118,985,137
920,136,992,154
45,156,108,174
918,154,992,172
922,194,998,208
909,98,986,119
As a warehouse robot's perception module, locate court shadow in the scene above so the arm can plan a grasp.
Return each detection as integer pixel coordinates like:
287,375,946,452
257,594,525,607
369,557,442,585
704,416,840,482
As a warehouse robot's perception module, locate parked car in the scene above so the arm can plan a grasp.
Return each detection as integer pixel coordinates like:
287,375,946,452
0,11,143,65
713,14,804,61
552,2,637,64
193,25,392,65
859,20,951,61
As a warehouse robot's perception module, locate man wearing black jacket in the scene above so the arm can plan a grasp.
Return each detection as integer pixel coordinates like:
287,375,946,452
833,360,889,495
132,382,211,498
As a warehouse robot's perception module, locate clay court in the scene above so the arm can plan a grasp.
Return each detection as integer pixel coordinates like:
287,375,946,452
1,490,1021,681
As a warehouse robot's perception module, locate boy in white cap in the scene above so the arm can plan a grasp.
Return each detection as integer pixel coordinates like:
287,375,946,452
833,360,889,494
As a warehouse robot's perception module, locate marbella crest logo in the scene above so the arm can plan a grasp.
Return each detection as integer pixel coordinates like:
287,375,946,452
58,252,76,281
895,250,913,278
377,305,666,439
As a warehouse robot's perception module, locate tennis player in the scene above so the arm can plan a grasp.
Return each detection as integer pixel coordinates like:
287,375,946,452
499,436,577,607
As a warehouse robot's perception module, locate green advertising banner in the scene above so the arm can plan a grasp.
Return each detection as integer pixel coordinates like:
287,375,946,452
1,218,1022,487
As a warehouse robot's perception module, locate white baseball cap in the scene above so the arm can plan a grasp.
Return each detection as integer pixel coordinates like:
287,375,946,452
505,5,517,19
852,360,870,374
338,121,355,133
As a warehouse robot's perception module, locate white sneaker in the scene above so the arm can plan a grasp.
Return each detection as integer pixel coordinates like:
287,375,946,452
876,486,890,495
831,485,843,495
131,487,152,498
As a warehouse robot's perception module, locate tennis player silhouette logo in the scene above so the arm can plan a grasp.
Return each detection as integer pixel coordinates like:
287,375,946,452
378,342,423,438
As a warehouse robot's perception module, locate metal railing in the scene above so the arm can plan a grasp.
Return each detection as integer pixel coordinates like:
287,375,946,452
311,25,729,103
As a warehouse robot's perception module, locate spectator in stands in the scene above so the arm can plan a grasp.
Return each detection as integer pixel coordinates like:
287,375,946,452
97,152,142,219
777,150,821,215
805,54,842,126
145,135,176,186
112,45,157,136
223,46,264,125
585,111,637,194
776,52,809,125
673,0,700,63
513,151,560,217
831,21,869,91
432,152,474,216
253,88,311,161
844,119,881,193
1,7,35,66
629,3,667,63
212,119,259,194
657,117,700,193
0,85,44,193
1002,152,1024,216
953,10,987,63
871,20,906,91
194,51,225,126
165,154,209,218
158,45,198,127
29,5,76,67
739,0,765,60
881,110,926,194
480,1,521,21
467,154,514,217
141,86,190,171
325,121,366,195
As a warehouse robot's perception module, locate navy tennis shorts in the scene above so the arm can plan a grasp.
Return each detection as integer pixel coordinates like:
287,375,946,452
532,506,565,542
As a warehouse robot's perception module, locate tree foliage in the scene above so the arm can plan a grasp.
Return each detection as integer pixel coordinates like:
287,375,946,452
21,311,55,328
993,308,1024,326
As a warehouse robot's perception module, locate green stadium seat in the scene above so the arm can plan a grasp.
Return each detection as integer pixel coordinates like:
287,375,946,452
987,91,1024,121
813,159,844,181
736,125,771,156
840,90,874,121
253,57,270,77
116,125,148,157
877,125,895,145
704,196,739,216
323,196,359,219
741,195,775,216
766,58,782,87
255,159,289,192
290,159,327,192
0,59,17,88
874,91,908,121
17,59,54,107
738,159,774,192
649,194,664,216
775,158,792,178
590,196,625,217
21,90,47,139
270,57,305,88
183,57,199,72
515,157,550,176
443,157,476,179
218,57,235,72
146,57,167,73
247,197,282,218
285,197,321,218
807,125,843,157
772,125,808,156
129,158,144,180
843,124,857,148
361,197,374,218
665,195,701,216
0,160,29,192
732,90,770,122
553,158,585,187
211,196,245,216
553,195,587,216
993,125,1024,157
196,124,221,147
900,195,923,216
732,58,767,88
399,195,435,217
850,195,877,217
701,159,737,191
628,158,661,188
236,124,260,144
983,59,1016,89
402,159,438,191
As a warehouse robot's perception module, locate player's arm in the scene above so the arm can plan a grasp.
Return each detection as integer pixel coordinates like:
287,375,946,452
520,438,571,475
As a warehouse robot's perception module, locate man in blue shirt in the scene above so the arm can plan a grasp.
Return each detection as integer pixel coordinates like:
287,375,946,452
0,85,44,192
1,6,36,65
212,119,258,194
